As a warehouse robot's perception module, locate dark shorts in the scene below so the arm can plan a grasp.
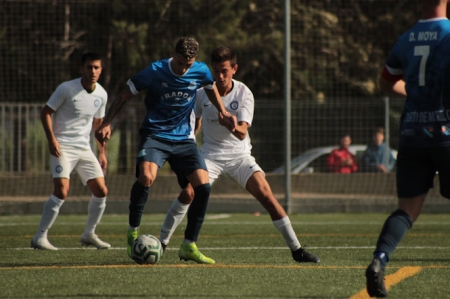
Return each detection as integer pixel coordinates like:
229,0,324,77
136,135,207,189
396,146,450,199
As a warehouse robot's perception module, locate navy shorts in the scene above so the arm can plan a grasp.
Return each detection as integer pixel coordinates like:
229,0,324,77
396,146,450,199
135,135,207,189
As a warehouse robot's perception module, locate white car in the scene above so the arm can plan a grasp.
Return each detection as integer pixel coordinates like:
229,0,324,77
271,144,397,174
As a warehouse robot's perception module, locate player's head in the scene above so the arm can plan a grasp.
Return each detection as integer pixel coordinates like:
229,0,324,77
80,52,102,85
175,37,199,59
81,52,102,66
211,46,237,67
171,37,199,76
210,46,238,90
419,0,448,5
419,0,449,16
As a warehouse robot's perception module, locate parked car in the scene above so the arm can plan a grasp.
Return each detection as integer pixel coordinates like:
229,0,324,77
271,144,398,174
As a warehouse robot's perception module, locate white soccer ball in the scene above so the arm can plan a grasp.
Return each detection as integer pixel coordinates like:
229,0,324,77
132,234,163,265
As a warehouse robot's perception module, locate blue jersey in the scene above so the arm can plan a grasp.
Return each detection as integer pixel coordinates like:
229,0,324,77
128,58,214,141
385,18,450,147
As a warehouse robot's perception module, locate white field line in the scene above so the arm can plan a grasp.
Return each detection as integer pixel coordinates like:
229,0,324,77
2,220,450,226
6,246,450,251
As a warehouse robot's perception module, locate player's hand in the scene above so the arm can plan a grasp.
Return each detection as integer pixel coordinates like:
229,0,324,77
219,112,237,132
49,139,61,157
98,152,108,171
95,124,111,145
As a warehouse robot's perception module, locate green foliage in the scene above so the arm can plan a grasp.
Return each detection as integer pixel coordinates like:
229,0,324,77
0,0,419,103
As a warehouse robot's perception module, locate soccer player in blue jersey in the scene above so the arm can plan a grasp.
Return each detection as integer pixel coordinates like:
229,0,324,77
95,37,236,264
365,0,450,297
159,46,320,264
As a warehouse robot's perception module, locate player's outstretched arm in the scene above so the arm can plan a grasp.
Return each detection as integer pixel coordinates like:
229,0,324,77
203,85,237,131
95,87,134,145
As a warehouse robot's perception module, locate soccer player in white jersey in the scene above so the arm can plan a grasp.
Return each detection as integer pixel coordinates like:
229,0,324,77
365,0,450,297
95,37,236,264
159,46,320,263
31,52,110,250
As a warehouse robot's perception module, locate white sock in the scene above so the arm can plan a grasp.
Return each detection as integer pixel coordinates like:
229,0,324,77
160,198,190,245
84,195,106,236
273,216,301,251
35,195,64,239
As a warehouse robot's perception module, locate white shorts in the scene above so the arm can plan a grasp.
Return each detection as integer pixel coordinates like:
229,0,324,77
204,155,264,188
50,147,104,185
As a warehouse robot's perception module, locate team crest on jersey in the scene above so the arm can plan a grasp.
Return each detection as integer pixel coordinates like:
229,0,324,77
55,165,63,173
230,101,239,110
94,99,100,107
188,80,197,90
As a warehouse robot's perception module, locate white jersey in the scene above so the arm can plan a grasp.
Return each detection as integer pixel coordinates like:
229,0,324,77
196,79,254,160
46,78,108,149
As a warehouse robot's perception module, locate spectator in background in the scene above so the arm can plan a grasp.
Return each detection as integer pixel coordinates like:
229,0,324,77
362,127,396,173
326,134,358,173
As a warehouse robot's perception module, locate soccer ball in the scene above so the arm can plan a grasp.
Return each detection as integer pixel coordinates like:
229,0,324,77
132,234,163,265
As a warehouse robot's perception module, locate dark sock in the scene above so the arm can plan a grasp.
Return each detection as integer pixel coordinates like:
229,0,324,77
128,181,150,228
373,209,413,268
184,183,211,242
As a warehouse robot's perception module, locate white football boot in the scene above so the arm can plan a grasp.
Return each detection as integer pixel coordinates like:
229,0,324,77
30,236,58,250
80,233,111,249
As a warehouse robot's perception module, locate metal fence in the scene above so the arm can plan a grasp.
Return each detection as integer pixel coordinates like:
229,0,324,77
0,98,402,174
0,0,414,201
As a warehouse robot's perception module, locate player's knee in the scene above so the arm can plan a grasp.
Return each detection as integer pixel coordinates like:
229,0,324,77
194,183,211,197
95,186,108,198
53,189,69,200
179,187,194,204
138,174,155,187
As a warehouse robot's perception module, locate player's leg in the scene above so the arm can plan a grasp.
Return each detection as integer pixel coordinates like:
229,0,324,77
159,184,194,250
366,147,433,297
159,158,221,249
31,150,75,250
178,168,215,264
170,140,215,264
76,150,110,249
127,136,168,257
127,161,158,257
235,157,319,263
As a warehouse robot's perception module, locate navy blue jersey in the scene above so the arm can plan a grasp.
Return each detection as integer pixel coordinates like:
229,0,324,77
128,58,214,141
384,18,450,147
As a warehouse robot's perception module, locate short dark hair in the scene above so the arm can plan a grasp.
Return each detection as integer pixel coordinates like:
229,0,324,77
81,52,102,65
174,37,199,59
374,127,385,135
210,46,237,67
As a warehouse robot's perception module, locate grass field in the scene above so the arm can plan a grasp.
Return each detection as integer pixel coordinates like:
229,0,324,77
1,213,450,298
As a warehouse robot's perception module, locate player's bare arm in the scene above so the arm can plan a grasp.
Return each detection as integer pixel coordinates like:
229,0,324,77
95,87,134,145
93,117,108,170
379,76,406,97
40,105,61,157
230,119,249,140
194,117,202,136
204,86,237,131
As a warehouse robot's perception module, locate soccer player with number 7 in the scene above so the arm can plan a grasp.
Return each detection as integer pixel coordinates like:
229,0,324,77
366,0,450,297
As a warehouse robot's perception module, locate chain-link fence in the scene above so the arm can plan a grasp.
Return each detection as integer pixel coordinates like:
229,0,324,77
0,0,418,198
